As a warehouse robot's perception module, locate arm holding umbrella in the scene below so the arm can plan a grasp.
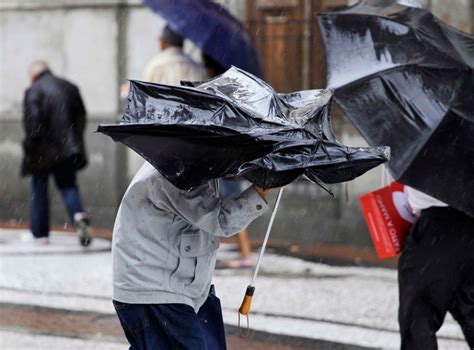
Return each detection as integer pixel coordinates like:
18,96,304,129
111,162,281,348
150,175,272,238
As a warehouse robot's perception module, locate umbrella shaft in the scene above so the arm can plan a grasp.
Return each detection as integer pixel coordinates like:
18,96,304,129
250,188,284,286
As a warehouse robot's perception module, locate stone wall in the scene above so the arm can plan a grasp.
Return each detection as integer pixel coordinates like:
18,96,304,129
0,0,471,247
0,0,162,228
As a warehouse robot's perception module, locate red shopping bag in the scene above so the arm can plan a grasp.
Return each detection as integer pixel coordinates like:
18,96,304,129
359,182,416,259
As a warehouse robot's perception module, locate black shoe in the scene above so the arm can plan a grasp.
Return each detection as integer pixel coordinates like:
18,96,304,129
74,213,93,247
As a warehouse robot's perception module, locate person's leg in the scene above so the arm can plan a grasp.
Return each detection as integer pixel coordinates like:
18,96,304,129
237,229,252,259
216,229,255,269
31,174,49,239
217,179,255,269
398,208,460,350
447,211,474,348
113,301,206,350
150,304,207,349
113,301,171,350
450,277,474,348
53,159,92,246
52,162,84,221
231,229,254,267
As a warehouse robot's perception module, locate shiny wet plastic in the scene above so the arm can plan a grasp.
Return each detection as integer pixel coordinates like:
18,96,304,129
318,0,473,216
98,67,389,191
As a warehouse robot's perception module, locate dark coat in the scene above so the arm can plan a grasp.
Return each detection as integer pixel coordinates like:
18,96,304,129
22,70,88,175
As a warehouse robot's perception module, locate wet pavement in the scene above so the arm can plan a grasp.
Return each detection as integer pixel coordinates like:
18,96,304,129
0,228,469,349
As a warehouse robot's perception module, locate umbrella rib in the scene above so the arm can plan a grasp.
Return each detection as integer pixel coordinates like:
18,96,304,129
332,64,463,91
132,79,228,101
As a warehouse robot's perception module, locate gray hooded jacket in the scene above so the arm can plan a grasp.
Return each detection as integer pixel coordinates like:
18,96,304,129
112,162,268,311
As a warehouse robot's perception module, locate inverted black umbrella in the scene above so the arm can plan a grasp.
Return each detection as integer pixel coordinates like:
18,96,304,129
143,0,263,77
318,0,474,216
98,67,389,191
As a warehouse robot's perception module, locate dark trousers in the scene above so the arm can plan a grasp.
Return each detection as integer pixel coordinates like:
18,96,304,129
31,160,84,238
113,302,208,350
398,207,474,349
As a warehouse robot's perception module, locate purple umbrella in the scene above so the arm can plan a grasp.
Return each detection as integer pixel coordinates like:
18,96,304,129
143,0,263,77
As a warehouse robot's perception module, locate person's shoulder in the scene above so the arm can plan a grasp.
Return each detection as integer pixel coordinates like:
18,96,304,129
38,74,76,96
145,52,164,65
152,49,194,65
177,52,202,66
54,75,79,91
146,49,179,66
143,52,172,77
171,53,207,77
24,85,34,96
132,162,164,184
24,83,42,100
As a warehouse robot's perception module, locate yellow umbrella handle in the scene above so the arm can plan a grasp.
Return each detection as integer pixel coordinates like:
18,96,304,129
238,285,255,338
239,285,255,315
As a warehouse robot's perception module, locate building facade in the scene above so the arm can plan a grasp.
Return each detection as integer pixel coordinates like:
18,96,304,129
0,0,471,248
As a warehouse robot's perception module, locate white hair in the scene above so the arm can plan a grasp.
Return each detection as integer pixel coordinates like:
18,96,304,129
29,60,49,79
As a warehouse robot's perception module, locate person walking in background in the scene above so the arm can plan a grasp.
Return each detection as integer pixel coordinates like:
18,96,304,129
143,24,206,85
21,60,93,247
120,25,205,108
398,187,474,349
126,24,208,176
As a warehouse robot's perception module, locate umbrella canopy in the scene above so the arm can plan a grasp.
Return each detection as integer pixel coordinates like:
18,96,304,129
143,0,263,77
318,0,474,216
98,67,389,191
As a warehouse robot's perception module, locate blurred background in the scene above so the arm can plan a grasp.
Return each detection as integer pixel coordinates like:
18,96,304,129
0,1,473,349
1,0,471,261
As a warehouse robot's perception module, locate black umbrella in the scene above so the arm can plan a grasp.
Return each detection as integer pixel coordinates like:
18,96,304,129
318,0,474,216
98,67,388,191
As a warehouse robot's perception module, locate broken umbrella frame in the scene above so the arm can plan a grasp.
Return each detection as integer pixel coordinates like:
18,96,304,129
97,67,390,337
